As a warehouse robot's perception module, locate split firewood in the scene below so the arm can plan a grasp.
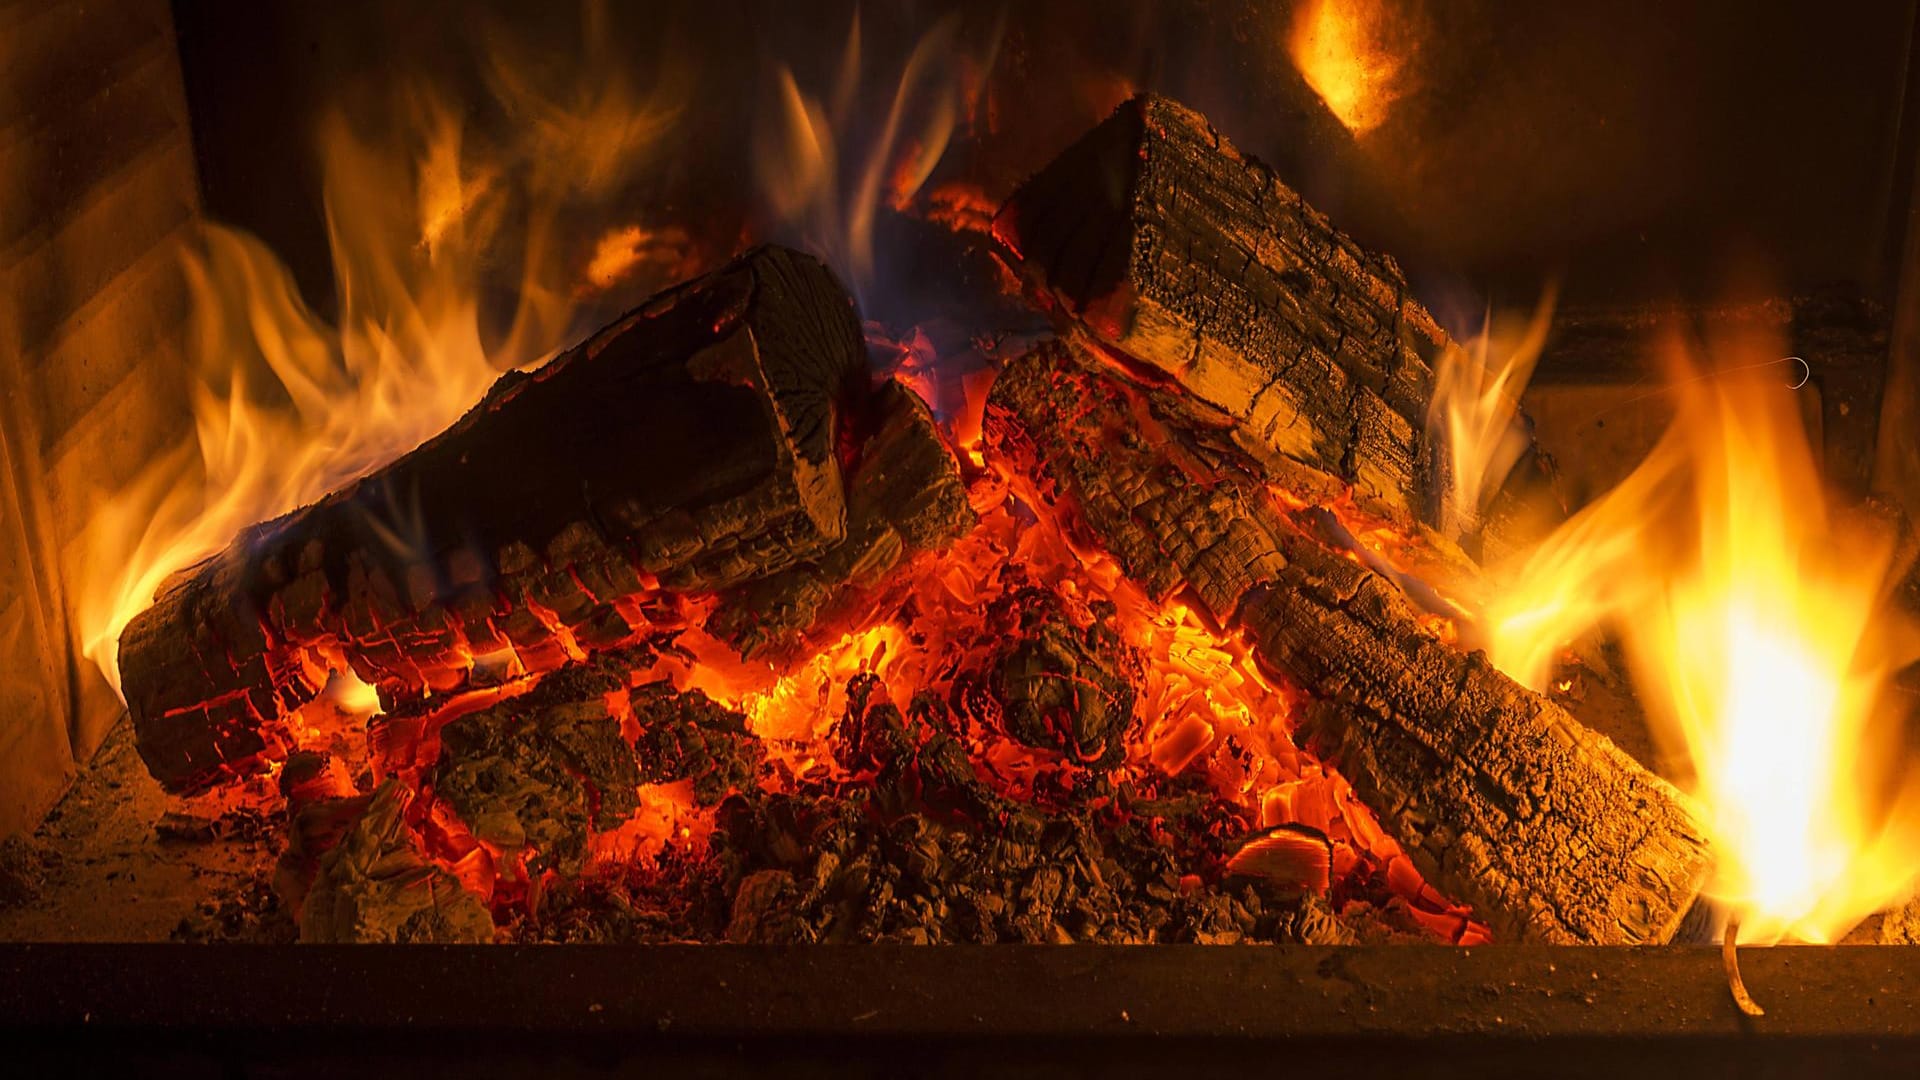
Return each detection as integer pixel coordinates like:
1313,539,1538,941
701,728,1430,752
994,93,1557,554
985,339,1712,945
122,245,869,793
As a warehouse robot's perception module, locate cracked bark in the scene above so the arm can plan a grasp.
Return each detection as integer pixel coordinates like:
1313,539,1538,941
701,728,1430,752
121,245,868,793
986,339,1712,945
994,93,1562,554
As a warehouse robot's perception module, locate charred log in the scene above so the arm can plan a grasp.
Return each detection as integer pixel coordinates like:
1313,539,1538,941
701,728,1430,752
985,339,1712,945
706,378,974,659
122,245,867,793
995,93,1548,545
627,681,766,805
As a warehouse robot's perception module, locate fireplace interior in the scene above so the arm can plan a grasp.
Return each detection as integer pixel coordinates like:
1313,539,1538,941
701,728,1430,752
5,0,1920,1073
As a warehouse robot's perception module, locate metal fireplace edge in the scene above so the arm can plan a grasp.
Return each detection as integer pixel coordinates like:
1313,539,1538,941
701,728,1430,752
4,944,1919,1077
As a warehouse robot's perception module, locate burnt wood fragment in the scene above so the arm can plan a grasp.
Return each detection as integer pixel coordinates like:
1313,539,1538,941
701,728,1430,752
296,779,495,944
122,245,867,793
431,661,643,876
985,339,1712,945
952,586,1141,770
627,681,766,805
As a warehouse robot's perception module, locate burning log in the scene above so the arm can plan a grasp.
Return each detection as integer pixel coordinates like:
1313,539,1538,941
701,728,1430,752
986,340,1713,944
994,93,1542,546
122,245,871,792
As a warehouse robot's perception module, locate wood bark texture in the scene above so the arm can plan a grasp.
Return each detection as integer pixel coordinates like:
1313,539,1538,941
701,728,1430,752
994,93,1522,542
985,339,1712,944
123,245,867,792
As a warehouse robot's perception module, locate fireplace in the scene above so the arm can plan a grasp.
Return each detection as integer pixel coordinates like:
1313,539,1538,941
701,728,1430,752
5,0,1920,1071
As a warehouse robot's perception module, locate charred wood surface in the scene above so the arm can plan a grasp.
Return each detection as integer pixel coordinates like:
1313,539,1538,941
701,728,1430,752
985,340,1712,944
993,94,1565,559
995,94,1463,533
432,660,644,877
123,245,867,793
707,378,974,658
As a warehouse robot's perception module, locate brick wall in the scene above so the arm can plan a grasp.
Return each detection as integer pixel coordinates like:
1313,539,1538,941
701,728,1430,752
0,0,200,836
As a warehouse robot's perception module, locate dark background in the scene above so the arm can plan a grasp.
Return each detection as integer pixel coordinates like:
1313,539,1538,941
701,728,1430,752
171,0,1920,326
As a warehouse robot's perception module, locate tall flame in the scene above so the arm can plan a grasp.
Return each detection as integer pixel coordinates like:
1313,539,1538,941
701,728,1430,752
1483,323,1920,942
77,4,689,694
1428,286,1557,530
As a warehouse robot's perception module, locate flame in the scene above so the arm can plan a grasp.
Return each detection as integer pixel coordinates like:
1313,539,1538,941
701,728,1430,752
1429,287,1557,528
1287,0,1413,136
579,224,696,294
753,11,998,298
1483,325,1920,942
77,3,690,695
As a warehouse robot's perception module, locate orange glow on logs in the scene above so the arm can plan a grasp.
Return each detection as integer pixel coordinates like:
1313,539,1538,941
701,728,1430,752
78,3,691,697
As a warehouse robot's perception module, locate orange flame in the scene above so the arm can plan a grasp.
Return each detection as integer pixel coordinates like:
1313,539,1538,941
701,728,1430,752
1287,0,1413,136
77,5,690,695
1483,325,1920,942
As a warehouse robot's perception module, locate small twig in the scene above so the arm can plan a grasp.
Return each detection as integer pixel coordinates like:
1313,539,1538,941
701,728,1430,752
1722,918,1766,1017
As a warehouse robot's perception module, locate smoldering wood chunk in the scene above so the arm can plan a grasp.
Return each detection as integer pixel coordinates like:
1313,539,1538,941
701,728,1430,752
432,662,642,876
123,245,867,794
296,780,494,944
953,586,1142,770
1878,896,1920,945
985,339,1713,944
707,379,975,659
628,681,765,806
726,868,807,944
834,675,1006,821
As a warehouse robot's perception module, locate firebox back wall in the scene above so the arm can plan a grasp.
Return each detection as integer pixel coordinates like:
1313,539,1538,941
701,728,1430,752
0,0,200,836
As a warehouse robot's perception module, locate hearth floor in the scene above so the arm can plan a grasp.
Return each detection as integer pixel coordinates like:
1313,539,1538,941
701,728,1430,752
0,718,286,942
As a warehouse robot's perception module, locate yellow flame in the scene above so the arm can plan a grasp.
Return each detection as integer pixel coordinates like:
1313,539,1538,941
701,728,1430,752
1429,286,1557,530
1483,326,1920,941
77,5,688,695
1287,0,1410,135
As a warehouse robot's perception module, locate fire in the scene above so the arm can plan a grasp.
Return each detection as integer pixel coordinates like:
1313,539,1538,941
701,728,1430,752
1482,325,1920,942
752,11,999,299
76,5,691,696
1429,286,1557,532
1287,0,1413,136
579,224,696,294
